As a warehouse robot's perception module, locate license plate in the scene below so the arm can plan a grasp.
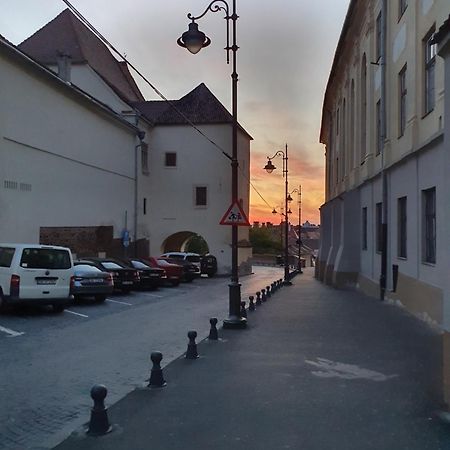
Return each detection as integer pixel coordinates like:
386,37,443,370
36,278,57,285
88,278,103,283
150,274,160,277
122,281,133,285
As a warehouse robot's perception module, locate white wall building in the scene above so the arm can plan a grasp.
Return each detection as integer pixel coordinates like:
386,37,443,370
317,0,450,403
2,9,253,274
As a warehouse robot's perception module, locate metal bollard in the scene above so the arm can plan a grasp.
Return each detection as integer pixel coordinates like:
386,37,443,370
240,301,247,318
87,384,111,436
248,295,256,311
149,352,166,388
261,288,267,302
208,318,219,340
256,291,262,306
186,331,199,359
266,285,271,298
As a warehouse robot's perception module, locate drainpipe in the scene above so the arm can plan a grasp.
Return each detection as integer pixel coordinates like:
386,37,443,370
380,0,388,301
134,131,146,257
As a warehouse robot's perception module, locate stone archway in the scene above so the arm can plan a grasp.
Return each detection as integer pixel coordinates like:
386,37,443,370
161,231,209,254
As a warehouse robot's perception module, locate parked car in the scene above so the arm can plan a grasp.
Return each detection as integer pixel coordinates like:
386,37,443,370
81,257,138,293
72,261,113,302
158,256,200,282
145,257,183,287
160,252,201,270
200,254,217,277
0,244,74,312
118,258,165,290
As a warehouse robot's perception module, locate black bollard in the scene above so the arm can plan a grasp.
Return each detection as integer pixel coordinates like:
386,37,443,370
148,351,166,388
272,282,276,294
261,288,267,302
240,301,247,318
87,384,111,436
248,295,256,311
186,330,199,359
266,286,271,298
208,318,219,340
256,291,262,306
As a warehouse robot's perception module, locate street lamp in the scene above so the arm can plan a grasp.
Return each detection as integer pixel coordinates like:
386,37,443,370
178,0,246,329
289,186,303,274
264,144,292,285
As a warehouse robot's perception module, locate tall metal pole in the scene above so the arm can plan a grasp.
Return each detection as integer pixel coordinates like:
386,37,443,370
283,144,292,285
224,0,246,328
298,185,303,273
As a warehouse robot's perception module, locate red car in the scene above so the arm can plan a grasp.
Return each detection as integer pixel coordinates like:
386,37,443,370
145,257,183,287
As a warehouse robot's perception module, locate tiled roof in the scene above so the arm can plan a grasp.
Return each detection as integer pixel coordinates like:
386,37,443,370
18,9,144,103
134,83,252,139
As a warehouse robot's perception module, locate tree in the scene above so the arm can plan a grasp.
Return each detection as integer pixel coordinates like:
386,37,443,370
185,234,209,254
249,227,282,254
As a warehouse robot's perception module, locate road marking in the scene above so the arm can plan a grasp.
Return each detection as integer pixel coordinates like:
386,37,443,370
106,299,132,306
0,325,25,337
305,358,398,382
142,293,163,298
65,310,89,318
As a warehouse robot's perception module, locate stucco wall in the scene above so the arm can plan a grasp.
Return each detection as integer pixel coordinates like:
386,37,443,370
0,47,138,244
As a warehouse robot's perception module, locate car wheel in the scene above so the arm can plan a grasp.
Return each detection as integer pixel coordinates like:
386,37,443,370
73,295,82,302
171,280,180,287
95,295,107,303
52,304,65,313
0,291,5,313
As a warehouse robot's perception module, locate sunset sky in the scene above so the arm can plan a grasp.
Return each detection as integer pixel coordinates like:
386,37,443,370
1,0,350,225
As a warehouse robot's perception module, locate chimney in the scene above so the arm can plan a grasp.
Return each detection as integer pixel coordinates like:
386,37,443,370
57,52,71,82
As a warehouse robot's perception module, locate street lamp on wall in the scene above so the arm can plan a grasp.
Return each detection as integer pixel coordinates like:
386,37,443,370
178,0,246,329
264,144,292,285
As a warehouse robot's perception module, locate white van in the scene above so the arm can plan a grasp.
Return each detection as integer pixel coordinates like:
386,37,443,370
0,244,74,312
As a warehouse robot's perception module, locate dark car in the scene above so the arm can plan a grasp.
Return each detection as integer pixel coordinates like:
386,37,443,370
81,257,138,294
145,257,183,287
200,254,217,277
159,256,200,282
72,261,114,302
119,258,165,290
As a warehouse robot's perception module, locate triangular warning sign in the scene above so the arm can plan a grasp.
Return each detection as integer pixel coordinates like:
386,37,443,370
220,201,250,226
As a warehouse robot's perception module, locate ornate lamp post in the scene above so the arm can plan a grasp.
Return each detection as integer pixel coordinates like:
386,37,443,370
264,144,292,285
288,186,303,274
178,0,246,328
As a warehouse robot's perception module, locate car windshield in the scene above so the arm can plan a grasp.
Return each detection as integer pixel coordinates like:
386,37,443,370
186,255,201,263
156,259,172,267
101,262,123,270
167,254,183,260
74,264,103,273
20,248,71,269
131,260,151,269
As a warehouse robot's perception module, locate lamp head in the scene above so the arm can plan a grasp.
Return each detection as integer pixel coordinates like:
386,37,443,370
264,159,276,174
286,194,293,202
177,21,211,54
272,208,277,214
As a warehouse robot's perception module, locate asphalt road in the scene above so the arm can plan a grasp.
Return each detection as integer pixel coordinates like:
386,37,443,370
0,266,284,450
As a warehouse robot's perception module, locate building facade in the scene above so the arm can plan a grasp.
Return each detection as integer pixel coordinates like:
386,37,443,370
317,1,450,402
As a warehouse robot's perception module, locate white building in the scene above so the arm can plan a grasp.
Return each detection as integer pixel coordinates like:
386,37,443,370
2,9,253,274
317,1,450,403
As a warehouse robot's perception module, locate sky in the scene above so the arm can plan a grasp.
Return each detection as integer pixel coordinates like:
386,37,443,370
0,0,350,225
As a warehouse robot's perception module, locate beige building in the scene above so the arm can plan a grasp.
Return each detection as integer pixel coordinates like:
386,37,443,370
317,1,450,402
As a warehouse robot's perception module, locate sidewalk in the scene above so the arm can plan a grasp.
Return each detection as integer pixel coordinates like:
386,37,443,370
54,269,450,450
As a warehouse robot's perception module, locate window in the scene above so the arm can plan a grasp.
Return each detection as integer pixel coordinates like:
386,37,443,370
398,65,407,137
143,197,147,215
399,0,407,19
0,247,15,268
397,197,407,258
195,186,207,207
424,29,436,115
376,202,383,253
141,143,149,174
376,100,382,155
423,187,436,263
362,207,368,250
336,107,340,135
165,152,177,167
376,12,382,62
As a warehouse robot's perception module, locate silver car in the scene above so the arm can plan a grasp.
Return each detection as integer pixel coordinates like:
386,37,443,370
72,262,113,303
